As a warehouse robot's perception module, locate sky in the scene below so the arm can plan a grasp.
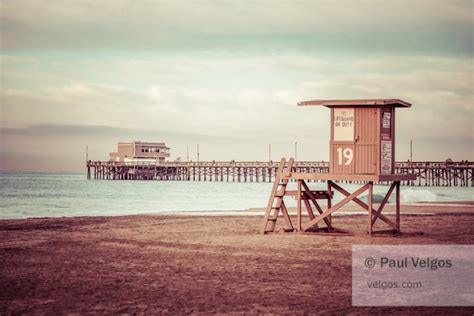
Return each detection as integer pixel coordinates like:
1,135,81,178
1,0,473,172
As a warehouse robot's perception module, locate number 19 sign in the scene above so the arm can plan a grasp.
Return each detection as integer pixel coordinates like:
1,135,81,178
337,147,353,166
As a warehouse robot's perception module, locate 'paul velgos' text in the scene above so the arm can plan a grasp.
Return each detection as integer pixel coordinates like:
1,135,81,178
380,257,452,270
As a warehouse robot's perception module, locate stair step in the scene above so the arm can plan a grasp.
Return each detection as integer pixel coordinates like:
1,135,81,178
273,200,283,209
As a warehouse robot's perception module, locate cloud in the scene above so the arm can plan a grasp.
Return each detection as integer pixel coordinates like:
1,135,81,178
1,1,472,55
0,55,39,63
2,53,472,142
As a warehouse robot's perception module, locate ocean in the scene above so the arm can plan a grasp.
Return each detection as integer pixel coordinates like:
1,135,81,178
0,173,473,219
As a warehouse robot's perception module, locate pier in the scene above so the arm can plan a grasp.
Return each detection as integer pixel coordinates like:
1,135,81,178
87,160,473,187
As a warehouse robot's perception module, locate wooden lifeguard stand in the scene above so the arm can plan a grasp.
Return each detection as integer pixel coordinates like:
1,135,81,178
261,99,417,236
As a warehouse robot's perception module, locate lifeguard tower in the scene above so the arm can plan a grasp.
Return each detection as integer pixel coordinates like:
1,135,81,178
261,99,417,236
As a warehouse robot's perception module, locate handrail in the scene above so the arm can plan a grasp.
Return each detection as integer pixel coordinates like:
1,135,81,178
87,160,474,168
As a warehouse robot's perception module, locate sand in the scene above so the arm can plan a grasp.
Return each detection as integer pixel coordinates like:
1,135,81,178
1,205,473,314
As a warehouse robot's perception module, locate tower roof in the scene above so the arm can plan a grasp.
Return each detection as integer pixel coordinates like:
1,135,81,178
297,99,411,108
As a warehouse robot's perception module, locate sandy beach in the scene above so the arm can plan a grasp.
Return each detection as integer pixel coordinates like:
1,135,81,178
1,204,473,314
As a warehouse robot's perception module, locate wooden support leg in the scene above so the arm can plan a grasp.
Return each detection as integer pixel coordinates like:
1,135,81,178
300,180,316,222
371,182,396,226
302,198,315,220
297,180,302,231
327,181,332,228
368,181,373,235
396,181,400,232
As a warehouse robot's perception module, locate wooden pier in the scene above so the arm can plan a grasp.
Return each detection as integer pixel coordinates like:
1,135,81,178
86,160,473,187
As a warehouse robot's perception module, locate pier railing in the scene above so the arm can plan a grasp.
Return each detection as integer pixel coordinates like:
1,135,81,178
86,160,473,187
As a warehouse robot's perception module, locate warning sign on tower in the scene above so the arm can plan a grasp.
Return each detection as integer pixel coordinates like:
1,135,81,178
334,108,354,141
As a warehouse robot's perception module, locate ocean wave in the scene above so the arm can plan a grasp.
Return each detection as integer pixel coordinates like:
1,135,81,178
400,189,437,203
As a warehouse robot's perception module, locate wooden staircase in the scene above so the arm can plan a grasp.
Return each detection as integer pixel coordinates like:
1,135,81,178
261,158,295,234
261,157,336,234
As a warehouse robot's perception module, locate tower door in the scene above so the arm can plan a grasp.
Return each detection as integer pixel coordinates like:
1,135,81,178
355,107,378,174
